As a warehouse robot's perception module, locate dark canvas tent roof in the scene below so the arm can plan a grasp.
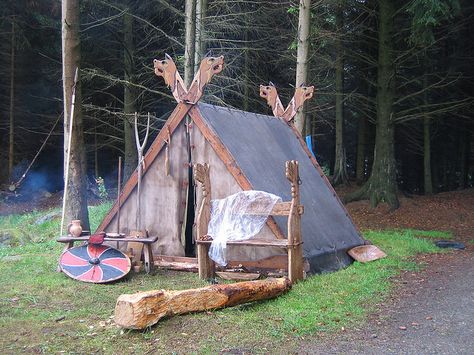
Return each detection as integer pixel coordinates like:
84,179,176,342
98,100,364,274
196,103,364,272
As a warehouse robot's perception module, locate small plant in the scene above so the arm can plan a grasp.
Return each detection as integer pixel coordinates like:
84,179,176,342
95,177,108,200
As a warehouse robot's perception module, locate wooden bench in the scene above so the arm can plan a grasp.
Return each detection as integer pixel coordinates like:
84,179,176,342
194,160,304,283
57,234,158,273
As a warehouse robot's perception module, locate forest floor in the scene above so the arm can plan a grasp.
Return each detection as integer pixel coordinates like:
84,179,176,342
338,186,474,242
0,187,473,353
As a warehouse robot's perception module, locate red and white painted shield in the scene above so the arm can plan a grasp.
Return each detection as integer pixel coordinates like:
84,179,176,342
59,244,131,283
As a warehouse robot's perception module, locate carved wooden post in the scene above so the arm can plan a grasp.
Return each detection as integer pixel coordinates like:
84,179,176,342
153,55,224,104
185,56,224,104
153,54,188,103
194,163,215,279
260,83,315,123
286,160,304,283
281,86,314,122
259,83,285,117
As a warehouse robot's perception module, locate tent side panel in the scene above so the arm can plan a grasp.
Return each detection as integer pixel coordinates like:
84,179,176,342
97,103,191,232
197,103,365,273
105,121,189,256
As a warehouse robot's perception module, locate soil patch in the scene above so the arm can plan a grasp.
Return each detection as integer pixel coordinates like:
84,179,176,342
339,187,474,242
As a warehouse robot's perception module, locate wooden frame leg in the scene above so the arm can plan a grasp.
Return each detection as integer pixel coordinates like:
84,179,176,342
143,244,154,274
288,244,303,283
197,243,215,279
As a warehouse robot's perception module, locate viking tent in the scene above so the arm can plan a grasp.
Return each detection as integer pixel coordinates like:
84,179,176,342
97,55,365,274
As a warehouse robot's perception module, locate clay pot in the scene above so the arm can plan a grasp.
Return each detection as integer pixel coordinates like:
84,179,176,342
68,220,83,237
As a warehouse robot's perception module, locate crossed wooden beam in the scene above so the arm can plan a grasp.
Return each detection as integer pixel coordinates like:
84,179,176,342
260,82,315,122
153,54,224,104
153,54,313,123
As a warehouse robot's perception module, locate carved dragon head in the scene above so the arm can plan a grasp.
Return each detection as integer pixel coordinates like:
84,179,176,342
184,56,224,103
195,55,224,86
259,83,279,107
292,85,315,108
153,53,178,89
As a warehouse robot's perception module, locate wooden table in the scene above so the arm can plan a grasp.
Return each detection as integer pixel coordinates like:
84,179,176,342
57,235,158,273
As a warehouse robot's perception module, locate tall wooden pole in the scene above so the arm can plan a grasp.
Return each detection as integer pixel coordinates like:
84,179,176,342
60,68,79,236
117,156,122,234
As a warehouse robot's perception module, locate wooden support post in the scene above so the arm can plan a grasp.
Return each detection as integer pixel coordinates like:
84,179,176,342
286,160,304,283
114,277,291,329
197,242,214,279
194,163,215,279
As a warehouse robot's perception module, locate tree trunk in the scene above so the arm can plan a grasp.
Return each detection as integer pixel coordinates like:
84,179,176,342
356,115,367,183
442,146,448,190
458,123,469,189
243,28,250,111
194,0,207,73
184,0,196,87
123,8,137,182
294,0,311,134
423,58,433,194
8,18,15,180
344,0,399,209
332,5,348,186
62,0,90,230
423,116,433,194
114,278,291,329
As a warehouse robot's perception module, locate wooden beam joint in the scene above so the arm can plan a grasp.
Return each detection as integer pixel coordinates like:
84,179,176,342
259,83,315,122
154,54,224,104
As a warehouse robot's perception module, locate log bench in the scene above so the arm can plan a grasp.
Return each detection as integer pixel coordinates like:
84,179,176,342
194,160,304,283
57,235,158,273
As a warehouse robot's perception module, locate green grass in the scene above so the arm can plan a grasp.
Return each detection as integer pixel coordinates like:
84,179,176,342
405,229,453,239
0,207,444,354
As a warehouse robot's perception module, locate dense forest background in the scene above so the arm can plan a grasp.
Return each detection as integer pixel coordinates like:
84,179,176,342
0,0,473,204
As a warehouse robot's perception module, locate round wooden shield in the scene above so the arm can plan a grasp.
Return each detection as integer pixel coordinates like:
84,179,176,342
59,244,131,283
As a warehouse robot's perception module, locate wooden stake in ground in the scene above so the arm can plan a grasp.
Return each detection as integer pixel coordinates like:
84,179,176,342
114,277,291,329
60,67,79,236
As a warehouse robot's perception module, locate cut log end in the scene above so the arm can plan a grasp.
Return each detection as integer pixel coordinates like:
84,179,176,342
114,277,291,329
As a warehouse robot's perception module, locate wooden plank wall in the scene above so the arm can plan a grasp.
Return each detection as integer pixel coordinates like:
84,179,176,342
105,121,189,256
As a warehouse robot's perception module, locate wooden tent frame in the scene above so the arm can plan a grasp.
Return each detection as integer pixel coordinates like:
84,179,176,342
97,55,358,275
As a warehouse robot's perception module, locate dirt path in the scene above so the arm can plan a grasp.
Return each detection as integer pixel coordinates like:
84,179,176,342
300,249,474,354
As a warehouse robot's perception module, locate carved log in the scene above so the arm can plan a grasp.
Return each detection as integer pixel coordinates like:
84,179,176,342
281,86,315,122
260,83,315,123
153,54,188,103
259,83,285,117
114,277,291,329
194,163,215,279
153,54,224,104
185,56,224,104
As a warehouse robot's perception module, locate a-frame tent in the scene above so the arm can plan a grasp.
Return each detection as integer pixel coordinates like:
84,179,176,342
97,56,365,274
